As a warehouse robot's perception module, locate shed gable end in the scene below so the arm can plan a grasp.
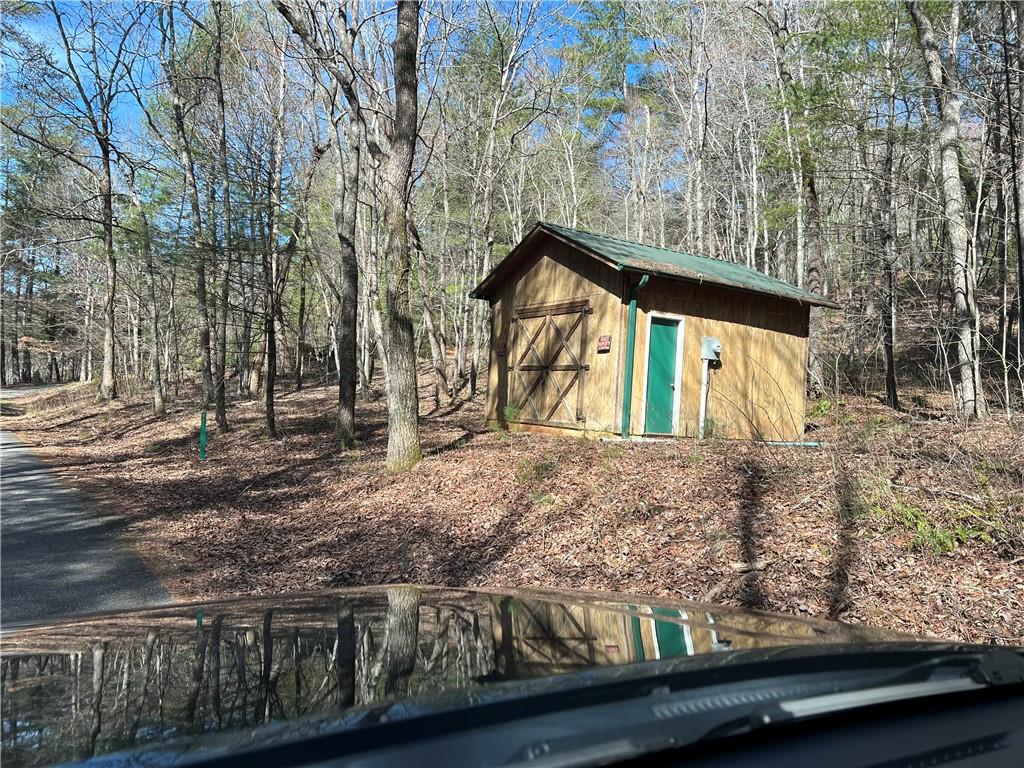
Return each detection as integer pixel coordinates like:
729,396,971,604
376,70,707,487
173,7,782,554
486,235,627,434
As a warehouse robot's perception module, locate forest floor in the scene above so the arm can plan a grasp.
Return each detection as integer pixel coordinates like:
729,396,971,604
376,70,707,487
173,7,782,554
3,374,1023,645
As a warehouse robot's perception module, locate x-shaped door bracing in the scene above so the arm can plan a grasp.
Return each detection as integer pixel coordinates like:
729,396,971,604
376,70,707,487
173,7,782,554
509,300,591,426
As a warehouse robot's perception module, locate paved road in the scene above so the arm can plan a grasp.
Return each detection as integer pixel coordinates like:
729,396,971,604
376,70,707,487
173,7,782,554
1,387,170,628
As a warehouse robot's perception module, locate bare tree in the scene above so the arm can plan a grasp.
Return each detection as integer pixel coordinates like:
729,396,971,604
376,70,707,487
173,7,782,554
213,0,232,433
907,0,988,420
379,0,423,471
381,587,419,696
277,0,423,467
275,2,363,445
3,2,145,399
125,168,166,417
158,4,215,415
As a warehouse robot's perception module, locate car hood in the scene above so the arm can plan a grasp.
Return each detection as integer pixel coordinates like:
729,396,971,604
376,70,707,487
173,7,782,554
1,585,909,766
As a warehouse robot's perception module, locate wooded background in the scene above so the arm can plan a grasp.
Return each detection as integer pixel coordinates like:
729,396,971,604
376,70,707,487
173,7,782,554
3,0,1022,471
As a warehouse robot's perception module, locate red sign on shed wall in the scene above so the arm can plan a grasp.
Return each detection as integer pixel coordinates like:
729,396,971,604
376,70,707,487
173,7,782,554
597,334,612,353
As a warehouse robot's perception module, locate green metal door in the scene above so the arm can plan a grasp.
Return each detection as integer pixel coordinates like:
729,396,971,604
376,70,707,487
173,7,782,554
652,607,691,658
644,318,678,434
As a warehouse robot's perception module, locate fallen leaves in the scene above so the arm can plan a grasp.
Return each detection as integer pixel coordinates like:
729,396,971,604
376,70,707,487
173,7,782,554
4,380,1022,645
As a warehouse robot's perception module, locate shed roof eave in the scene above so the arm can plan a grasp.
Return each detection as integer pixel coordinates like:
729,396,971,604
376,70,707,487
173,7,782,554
618,265,842,309
469,222,544,300
469,222,622,300
470,221,842,310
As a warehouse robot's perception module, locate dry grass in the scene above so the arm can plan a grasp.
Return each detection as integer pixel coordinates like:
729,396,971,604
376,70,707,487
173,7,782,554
3,376,1022,644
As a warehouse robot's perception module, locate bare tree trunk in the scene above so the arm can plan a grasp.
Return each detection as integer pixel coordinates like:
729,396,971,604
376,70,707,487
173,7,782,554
168,264,181,395
263,42,288,438
335,601,356,708
997,157,1011,411
258,609,274,723
1001,2,1020,406
1016,0,1024,395
160,5,213,411
0,269,6,387
20,253,34,383
250,334,264,401
881,27,899,411
263,252,278,438
80,285,93,383
382,587,419,696
381,0,422,472
881,180,899,410
209,616,224,729
127,174,166,416
908,0,987,420
358,288,374,395
131,288,141,379
87,644,106,757
412,222,449,409
10,268,21,384
184,618,209,729
804,169,825,395
295,252,306,391
96,140,116,398
238,304,253,397
238,212,257,398
331,120,359,444
213,0,231,432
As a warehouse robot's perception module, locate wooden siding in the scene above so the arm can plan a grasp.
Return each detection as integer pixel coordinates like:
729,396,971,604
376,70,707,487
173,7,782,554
487,237,626,434
627,277,809,441
486,233,810,442
489,598,823,676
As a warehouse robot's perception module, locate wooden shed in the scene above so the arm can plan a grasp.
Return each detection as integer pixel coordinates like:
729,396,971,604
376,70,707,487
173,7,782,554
470,222,840,442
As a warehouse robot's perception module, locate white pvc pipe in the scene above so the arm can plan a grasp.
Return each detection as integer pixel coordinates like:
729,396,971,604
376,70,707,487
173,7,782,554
698,357,710,440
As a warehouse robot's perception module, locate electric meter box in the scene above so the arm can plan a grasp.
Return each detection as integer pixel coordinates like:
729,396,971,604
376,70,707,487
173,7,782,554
701,337,722,362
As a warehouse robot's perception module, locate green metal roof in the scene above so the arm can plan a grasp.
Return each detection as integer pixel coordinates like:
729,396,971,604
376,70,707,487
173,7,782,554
471,222,841,309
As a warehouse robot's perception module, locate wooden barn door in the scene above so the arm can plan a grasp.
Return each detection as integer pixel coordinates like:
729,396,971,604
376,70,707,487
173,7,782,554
508,300,591,427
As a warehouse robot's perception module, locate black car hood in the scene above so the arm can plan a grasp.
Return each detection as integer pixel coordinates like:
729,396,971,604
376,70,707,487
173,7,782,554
0,585,909,766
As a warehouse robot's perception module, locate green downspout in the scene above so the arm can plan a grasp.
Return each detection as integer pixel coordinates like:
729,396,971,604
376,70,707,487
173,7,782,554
630,614,646,662
620,274,650,438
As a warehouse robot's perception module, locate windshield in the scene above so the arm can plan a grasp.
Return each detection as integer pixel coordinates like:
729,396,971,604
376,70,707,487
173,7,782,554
2,0,1023,766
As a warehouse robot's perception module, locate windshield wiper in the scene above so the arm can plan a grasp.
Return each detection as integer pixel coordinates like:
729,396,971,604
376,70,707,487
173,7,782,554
507,649,1024,768
705,647,1024,739
174,646,1024,768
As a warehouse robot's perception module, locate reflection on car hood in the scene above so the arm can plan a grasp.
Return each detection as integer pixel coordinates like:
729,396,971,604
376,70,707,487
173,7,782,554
0,585,908,766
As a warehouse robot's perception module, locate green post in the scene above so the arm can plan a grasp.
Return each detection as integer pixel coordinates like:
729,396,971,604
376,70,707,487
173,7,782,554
199,410,207,461
620,274,650,438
